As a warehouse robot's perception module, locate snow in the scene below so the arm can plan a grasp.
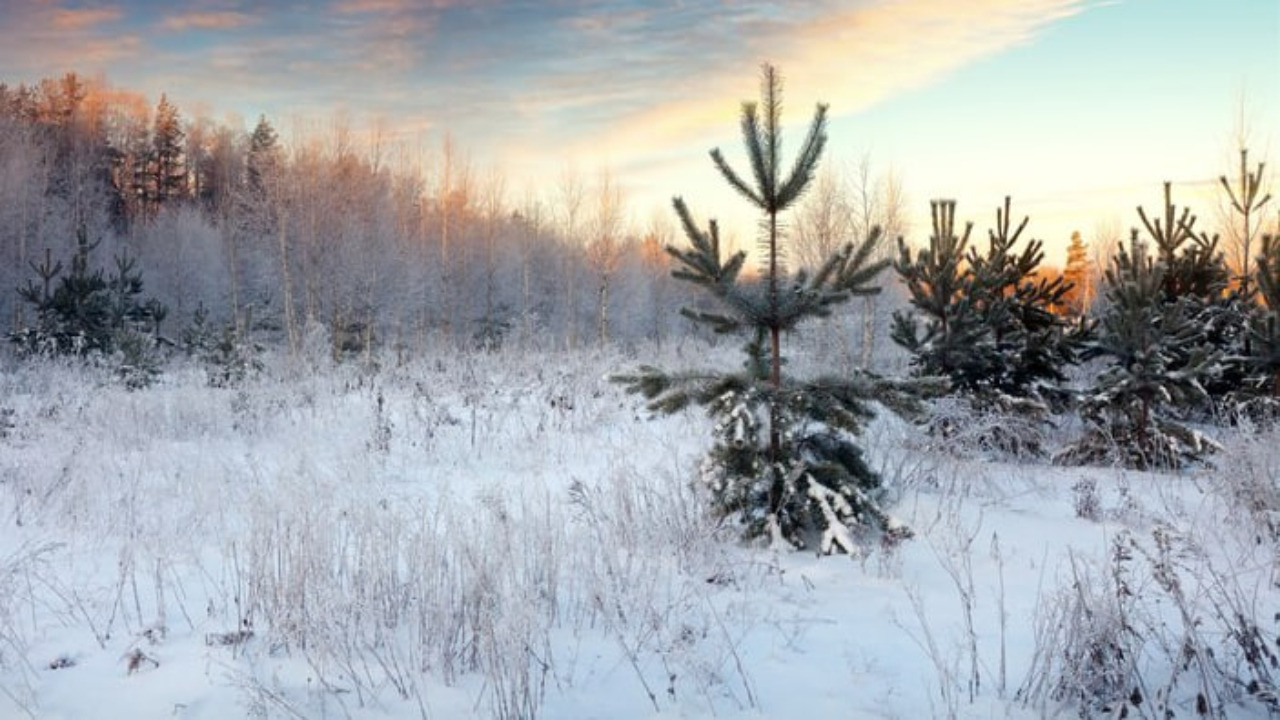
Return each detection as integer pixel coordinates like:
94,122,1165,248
0,346,1275,719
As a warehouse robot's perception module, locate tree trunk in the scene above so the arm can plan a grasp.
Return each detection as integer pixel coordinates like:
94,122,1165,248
277,209,298,357
860,295,876,369
598,274,610,347
767,204,783,516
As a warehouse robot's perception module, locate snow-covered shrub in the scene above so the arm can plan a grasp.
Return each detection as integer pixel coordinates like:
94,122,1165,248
920,394,1051,461
1019,535,1146,716
1220,433,1280,551
181,305,263,388
1071,476,1101,521
1022,518,1280,719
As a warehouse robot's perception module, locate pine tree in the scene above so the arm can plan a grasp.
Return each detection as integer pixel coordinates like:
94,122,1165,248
967,197,1082,402
116,105,152,224
1062,231,1091,317
13,226,113,355
1136,182,1244,411
246,115,280,197
151,94,186,208
893,197,1084,406
11,225,169,386
1056,235,1221,469
1139,182,1228,303
1233,231,1280,414
890,200,987,390
1216,152,1275,420
615,65,938,555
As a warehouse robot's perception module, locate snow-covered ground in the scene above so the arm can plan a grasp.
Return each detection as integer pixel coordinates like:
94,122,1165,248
0,344,1276,719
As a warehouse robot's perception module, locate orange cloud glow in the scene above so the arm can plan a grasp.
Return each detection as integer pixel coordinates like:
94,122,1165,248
587,0,1091,161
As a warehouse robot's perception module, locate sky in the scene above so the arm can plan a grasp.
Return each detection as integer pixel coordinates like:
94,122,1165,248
0,0,1277,261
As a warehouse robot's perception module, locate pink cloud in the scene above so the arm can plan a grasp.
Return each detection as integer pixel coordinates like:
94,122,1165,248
582,0,1093,159
51,6,122,31
333,0,479,12
333,0,414,12
161,11,257,32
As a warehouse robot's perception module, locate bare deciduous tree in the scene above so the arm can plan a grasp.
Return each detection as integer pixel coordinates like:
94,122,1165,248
794,153,906,368
792,163,851,273
1218,147,1272,299
587,167,625,346
557,163,586,349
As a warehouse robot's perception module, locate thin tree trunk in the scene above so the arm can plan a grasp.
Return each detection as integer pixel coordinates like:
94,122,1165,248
225,225,241,330
860,295,876,369
767,203,783,517
566,261,577,350
598,274,610,347
278,210,298,356
521,249,531,348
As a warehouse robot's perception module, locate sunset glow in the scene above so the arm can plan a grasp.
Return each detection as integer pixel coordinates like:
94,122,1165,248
1,0,1276,255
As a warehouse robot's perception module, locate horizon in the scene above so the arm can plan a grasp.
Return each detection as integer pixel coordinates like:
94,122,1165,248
1,0,1276,262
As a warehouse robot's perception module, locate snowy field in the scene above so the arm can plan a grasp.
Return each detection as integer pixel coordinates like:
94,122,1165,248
0,343,1277,719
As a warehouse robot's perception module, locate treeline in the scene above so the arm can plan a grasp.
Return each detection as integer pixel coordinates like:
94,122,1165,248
0,72,710,358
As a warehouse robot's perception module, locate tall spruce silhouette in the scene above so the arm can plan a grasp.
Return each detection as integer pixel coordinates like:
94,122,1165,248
615,65,938,555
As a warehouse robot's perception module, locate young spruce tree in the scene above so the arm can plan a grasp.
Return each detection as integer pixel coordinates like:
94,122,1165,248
1238,231,1280,409
893,197,1081,403
615,65,938,556
1055,234,1222,469
892,198,1084,455
1135,182,1242,414
11,225,168,387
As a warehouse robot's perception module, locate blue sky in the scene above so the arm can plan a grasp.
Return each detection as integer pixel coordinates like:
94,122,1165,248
1,0,1276,259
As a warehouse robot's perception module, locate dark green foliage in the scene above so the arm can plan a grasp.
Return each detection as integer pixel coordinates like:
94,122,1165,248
1138,182,1230,302
893,197,1084,405
1223,232,1280,421
617,357,937,553
14,236,111,355
151,94,186,206
181,304,264,387
1135,183,1249,414
247,114,280,196
1056,237,1222,469
1216,150,1278,420
472,305,513,352
615,65,939,555
890,201,986,388
971,197,1085,402
11,225,168,387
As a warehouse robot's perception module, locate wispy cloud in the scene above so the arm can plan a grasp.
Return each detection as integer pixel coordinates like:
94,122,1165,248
51,6,122,31
161,11,257,32
577,0,1095,162
0,0,1094,182
333,0,412,12
333,0,477,13
0,3,137,75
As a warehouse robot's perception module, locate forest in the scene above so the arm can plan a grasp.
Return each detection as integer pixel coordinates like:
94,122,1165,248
0,71,739,361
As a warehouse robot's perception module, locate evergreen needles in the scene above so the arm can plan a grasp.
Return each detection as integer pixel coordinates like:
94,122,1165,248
892,197,1087,457
614,65,937,556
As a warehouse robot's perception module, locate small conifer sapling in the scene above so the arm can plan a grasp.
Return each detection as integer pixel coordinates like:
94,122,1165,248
615,65,939,556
